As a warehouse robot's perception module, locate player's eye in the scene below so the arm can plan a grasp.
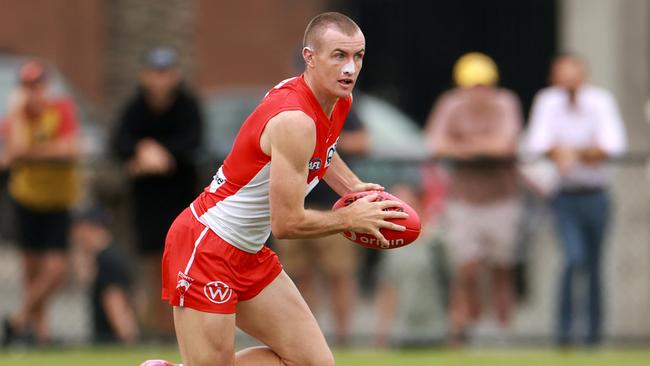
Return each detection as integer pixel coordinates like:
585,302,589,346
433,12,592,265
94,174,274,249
354,53,364,61
334,53,345,60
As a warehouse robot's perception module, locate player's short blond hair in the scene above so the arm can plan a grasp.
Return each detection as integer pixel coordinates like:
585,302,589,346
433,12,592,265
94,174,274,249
303,12,361,50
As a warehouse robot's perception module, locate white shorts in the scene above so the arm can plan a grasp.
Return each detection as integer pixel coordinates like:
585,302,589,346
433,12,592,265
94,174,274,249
444,198,522,267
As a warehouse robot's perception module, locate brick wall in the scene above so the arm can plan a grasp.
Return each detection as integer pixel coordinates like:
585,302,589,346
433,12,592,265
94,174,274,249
0,0,326,117
0,0,105,103
105,0,195,118
194,0,324,92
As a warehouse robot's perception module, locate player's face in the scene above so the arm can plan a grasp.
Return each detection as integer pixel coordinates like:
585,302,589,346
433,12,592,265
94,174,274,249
310,28,365,99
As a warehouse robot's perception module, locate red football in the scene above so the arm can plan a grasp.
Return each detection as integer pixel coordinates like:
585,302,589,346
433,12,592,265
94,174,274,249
332,190,421,249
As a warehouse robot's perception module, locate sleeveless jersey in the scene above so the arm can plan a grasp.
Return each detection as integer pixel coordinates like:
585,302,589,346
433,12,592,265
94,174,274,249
191,74,352,253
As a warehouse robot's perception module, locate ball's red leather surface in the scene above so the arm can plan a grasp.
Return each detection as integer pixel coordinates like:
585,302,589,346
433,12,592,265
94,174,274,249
332,190,421,249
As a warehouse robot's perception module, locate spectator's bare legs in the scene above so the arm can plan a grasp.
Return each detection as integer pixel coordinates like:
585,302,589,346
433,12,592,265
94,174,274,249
448,261,481,344
7,252,39,334
319,234,358,345
139,255,174,339
491,266,513,327
151,256,173,337
278,235,358,346
465,266,481,322
373,284,397,348
328,272,356,344
9,251,67,343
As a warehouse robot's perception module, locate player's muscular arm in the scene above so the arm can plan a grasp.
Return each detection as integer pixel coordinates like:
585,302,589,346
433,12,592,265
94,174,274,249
263,111,407,245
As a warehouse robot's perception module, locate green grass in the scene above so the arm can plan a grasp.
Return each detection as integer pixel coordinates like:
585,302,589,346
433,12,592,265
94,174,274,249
1,346,650,366
337,349,650,366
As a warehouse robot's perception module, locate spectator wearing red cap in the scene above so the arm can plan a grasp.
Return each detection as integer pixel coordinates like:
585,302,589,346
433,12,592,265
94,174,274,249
1,60,80,346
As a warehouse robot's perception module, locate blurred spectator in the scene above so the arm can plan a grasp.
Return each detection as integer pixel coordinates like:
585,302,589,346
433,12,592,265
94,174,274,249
112,47,202,338
525,54,626,346
274,106,369,345
0,60,80,346
70,207,139,344
424,52,523,345
373,182,444,348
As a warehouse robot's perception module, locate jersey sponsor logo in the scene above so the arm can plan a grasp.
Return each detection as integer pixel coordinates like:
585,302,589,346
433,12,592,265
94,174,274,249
308,158,322,170
325,138,339,167
204,281,233,304
209,166,227,193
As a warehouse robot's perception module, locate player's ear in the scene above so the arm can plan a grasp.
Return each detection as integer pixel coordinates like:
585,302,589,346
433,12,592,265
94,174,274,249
303,47,315,68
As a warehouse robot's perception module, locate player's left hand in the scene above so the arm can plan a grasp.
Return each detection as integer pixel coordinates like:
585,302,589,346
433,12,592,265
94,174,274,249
351,182,384,193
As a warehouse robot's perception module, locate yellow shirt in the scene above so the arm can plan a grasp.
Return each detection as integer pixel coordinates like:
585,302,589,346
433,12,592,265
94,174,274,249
8,99,79,211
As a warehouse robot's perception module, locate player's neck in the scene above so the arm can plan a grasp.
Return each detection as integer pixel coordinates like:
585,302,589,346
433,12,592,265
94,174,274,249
303,72,337,118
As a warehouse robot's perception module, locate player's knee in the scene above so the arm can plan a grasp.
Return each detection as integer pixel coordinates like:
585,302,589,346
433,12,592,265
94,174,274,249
184,338,234,366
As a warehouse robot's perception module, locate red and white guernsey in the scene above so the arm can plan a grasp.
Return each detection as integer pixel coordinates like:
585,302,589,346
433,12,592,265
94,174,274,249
191,75,352,253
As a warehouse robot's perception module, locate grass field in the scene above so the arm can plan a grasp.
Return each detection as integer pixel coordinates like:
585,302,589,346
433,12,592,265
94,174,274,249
1,346,650,366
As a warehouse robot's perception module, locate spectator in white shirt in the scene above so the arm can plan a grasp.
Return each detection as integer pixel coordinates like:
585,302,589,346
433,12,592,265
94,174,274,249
525,54,626,347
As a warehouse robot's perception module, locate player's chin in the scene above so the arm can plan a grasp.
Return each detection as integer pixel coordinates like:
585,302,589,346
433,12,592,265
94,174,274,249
334,83,355,98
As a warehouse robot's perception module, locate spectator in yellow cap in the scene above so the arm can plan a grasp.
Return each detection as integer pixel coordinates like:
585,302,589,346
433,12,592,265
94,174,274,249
453,52,499,88
424,52,523,346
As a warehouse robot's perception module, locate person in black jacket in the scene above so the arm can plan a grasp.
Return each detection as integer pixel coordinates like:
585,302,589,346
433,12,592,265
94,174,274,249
112,47,202,338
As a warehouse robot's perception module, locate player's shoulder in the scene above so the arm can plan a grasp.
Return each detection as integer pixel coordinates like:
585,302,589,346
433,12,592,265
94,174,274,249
262,77,308,107
264,76,303,100
268,110,315,134
265,110,317,154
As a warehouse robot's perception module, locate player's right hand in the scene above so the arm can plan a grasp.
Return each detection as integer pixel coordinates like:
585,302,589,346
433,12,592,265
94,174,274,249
341,193,408,246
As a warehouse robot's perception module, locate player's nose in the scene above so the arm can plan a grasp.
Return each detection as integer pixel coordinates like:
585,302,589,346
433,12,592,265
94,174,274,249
342,59,355,76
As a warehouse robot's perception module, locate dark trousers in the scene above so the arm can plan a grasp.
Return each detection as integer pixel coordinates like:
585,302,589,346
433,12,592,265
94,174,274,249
551,189,609,345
